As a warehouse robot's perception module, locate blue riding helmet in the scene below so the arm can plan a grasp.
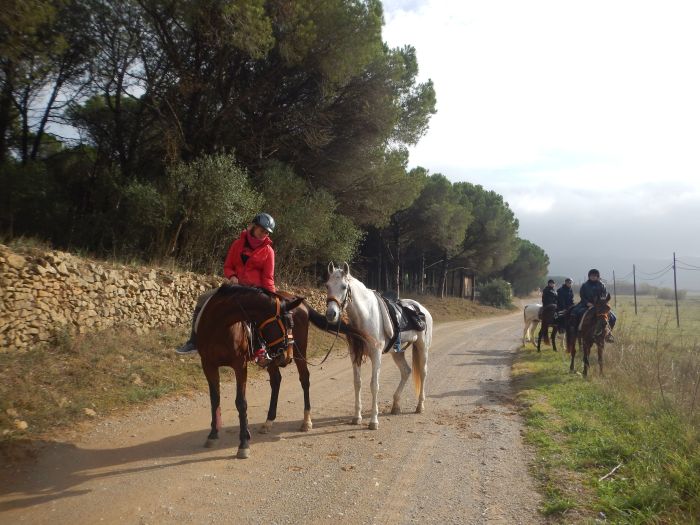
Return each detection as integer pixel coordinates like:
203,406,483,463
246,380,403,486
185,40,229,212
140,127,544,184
253,213,275,234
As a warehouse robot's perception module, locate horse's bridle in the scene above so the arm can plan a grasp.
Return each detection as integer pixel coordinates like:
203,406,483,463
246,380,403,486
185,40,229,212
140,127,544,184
256,295,291,351
326,279,352,315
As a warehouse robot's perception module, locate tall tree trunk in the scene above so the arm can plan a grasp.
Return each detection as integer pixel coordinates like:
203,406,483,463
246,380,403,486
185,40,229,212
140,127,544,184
0,62,15,164
438,250,448,298
394,221,400,297
377,231,382,290
30,72,65,160
20,83,31,164
420,251,425,294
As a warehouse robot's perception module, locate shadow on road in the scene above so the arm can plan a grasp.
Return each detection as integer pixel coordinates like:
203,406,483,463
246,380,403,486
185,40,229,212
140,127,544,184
0,414,375,512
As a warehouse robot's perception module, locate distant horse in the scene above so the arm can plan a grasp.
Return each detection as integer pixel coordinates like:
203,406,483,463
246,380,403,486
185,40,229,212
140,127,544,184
195,284,372,458
566,294,612,377
522,303,542,344
324,263,433,430
536,304,558,352
537,305,574,353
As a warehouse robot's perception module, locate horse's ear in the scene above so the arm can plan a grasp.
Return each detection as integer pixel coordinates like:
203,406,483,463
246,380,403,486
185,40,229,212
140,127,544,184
327,261,335,275
342,262,350,275
285,296,304,311
605,293,611,302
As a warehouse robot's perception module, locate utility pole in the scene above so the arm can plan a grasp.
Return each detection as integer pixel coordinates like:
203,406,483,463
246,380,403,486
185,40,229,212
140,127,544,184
633,264,638,315
673,252,680,327
612,270,617,309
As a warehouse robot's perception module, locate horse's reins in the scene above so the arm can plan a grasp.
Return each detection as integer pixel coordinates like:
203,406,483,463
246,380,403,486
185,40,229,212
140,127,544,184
292,284,354,367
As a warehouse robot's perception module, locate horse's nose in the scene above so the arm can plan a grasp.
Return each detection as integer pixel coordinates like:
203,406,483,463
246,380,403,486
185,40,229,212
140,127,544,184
325,309,336,323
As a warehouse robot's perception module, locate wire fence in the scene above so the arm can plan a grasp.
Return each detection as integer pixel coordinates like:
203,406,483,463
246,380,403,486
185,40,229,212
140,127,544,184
610,253,700,328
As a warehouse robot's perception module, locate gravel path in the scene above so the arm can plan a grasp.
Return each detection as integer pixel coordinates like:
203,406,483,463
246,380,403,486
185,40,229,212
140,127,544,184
0,313,542,524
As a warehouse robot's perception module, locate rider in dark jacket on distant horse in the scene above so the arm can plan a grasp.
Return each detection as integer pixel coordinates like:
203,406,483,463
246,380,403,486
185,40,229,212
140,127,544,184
557,278,574,310
541,279,558,307
571,269,616,342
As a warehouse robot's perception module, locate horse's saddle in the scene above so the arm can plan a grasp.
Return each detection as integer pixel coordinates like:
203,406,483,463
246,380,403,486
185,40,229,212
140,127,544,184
380,293,427,333
378,292,427,354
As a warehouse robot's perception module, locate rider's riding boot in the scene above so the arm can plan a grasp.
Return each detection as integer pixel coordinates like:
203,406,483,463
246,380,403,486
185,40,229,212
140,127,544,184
176,305,202,355
253,345,271,367
605,328,615,344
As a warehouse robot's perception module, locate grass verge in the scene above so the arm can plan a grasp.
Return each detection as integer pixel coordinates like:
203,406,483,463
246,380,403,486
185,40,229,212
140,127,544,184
514,345,700,524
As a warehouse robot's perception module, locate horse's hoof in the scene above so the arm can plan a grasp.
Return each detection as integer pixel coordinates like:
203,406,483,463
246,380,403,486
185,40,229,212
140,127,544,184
415,404,424,414
299,422,312,432
204,438,218,448
259,421,273,434
391,404,401,415
236,447,250,459
368,421,378,430
351,417,362,425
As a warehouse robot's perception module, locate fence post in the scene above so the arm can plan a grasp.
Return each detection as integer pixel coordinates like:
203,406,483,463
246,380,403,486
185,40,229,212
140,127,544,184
673,252,680,327
633,264,638,315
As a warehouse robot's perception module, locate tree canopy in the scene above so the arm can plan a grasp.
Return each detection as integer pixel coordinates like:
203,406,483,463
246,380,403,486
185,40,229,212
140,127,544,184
0,0,548,290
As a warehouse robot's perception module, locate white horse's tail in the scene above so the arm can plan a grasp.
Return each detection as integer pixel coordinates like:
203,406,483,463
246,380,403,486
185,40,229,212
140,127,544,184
411,310,431,397
412,345,423,397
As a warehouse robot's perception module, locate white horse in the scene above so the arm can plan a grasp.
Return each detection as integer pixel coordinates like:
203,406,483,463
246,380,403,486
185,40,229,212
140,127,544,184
324,263,433,430
523,303,542,344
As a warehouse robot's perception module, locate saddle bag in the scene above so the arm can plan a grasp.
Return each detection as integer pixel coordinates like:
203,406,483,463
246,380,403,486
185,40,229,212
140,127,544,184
402,303,427,331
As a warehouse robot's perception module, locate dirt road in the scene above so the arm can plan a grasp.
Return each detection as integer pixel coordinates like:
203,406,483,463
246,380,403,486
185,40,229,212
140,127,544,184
0,313,542,524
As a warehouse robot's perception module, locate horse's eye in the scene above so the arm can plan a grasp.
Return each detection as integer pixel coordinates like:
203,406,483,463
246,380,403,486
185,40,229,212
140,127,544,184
341,284,347,290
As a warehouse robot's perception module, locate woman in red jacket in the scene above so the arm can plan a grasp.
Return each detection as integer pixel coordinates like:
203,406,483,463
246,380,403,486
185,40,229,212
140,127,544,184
176,213,279,365
223,213,276,292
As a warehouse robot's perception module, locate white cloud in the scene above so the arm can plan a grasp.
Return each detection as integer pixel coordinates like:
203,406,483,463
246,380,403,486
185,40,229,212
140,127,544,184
383,0,700,266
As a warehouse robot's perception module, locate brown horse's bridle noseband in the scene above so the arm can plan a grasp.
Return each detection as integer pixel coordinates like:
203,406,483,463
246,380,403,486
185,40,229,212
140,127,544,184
257,296,289,349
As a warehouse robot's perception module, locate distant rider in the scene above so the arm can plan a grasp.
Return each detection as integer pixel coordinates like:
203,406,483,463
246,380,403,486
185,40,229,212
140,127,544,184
557,278,574,310
541,279,558,307
571,269,616,342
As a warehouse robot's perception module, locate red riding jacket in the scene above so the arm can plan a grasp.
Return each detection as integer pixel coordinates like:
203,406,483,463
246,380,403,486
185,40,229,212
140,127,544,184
223,230,276,292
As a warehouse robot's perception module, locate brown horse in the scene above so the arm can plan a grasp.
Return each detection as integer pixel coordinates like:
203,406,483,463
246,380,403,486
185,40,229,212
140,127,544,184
566,293,612,377
196,284,372,459
536,304,558,352
537,304,575,353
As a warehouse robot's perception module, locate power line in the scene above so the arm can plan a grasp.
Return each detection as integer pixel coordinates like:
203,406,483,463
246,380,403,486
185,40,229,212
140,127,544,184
676,259,700,269
637,263,673,276
637,267,673,281
677,266,700,271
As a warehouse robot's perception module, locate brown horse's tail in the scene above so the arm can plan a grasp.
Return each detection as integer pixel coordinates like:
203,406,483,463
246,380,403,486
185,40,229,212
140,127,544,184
305,303,374,365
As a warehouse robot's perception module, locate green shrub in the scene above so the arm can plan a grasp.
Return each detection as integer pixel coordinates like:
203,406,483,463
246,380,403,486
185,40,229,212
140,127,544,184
478,278,512,308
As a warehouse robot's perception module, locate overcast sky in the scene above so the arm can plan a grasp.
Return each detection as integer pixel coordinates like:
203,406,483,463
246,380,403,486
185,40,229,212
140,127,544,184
382,0,700,289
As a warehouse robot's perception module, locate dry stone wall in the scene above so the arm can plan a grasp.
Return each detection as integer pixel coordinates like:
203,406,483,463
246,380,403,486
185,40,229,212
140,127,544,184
0,244,328,353
0,244,221,352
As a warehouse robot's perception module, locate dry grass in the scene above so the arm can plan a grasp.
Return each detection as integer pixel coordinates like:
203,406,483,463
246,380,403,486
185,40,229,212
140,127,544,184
403,293,507,323
607,295,700,427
